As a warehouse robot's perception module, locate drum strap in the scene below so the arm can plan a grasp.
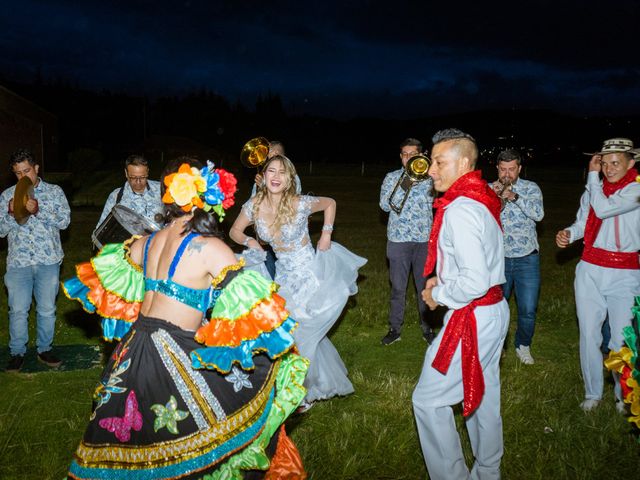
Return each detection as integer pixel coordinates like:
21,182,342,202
115,183,126,205
116,181,150,205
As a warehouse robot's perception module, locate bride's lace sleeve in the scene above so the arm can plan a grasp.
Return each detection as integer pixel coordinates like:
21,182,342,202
298,195,319,217
241,198,254,222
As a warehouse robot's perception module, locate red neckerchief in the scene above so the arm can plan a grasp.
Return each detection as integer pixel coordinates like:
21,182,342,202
423,170,504,417
423,170,501,277
582,167,639,269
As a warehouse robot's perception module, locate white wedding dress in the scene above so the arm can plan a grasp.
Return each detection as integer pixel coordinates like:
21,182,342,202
240,195,367,402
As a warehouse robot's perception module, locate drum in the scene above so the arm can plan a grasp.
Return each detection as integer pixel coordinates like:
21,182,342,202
92,205,161,249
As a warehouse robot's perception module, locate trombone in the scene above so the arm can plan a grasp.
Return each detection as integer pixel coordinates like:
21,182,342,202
240,137,270,169
389,154,431,213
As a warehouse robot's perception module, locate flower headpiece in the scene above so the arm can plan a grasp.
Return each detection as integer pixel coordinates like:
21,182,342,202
162,161,237,220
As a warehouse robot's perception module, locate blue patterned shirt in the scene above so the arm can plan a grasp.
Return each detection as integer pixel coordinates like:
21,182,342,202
95,180,163,231
0,178,71,268
499,178,544,258
380,168,434,242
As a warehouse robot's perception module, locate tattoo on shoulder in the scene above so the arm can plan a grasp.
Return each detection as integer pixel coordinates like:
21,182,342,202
187,238,205,255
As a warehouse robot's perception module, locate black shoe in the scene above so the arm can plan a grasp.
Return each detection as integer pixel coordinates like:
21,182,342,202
423,329,435,344
381,329,401,346
37,350,62,368
6,354,25,372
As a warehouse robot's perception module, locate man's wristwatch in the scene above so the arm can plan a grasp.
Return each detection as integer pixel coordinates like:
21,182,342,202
511,193,519,202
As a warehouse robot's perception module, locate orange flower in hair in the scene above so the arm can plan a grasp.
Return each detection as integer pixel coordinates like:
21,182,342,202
163,164,207,212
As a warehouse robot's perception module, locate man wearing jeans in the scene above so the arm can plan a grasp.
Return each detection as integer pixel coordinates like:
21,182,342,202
491,149,544,364
0,149,71,371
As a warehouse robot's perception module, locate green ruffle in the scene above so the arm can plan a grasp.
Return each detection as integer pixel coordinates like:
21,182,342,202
203,352,309,480
210,270,277,320
91,243,145,302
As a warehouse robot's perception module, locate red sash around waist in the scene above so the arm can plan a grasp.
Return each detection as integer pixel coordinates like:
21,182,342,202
431,285,503,417
582,245,640,269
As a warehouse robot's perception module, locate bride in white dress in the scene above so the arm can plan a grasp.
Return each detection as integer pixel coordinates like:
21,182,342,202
230,155,366,406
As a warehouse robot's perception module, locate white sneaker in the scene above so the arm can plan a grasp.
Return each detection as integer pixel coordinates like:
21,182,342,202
580,399,600,412
615,400,627,414
515,345,535,365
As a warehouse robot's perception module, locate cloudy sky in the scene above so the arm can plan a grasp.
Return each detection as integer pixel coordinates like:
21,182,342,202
1,0,639,118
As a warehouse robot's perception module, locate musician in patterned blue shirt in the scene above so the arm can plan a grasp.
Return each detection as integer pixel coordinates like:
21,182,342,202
0,149,71,372
491,149,544,364
379,138,434,345
94,154,163,232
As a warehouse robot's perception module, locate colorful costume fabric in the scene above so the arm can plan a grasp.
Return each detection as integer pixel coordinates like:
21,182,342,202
62,238,308,480
605,296,640,435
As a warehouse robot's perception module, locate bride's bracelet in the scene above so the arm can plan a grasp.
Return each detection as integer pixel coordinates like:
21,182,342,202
243,236,254,247
322,224,334,232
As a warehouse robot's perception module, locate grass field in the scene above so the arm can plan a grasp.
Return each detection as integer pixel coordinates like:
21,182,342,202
0,167,638,479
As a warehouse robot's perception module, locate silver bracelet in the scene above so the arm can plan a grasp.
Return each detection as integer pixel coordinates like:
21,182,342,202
322,224,334,232
242,237,254,247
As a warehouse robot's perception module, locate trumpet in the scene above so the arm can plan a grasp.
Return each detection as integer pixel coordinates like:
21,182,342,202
389,154,431,214
494,177,513,210
240,137,270,169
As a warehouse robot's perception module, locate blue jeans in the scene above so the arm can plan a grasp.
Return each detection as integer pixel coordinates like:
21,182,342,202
503,253,540,348
4,263,61,356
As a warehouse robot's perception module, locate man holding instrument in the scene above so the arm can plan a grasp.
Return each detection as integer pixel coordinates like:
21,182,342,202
556,137,640,413
0,149,70,372
413,129,509,479
94,154,163,233
491,149,544,365
379,137,434,345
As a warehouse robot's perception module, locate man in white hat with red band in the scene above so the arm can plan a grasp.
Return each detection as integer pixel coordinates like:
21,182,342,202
556,137,640,413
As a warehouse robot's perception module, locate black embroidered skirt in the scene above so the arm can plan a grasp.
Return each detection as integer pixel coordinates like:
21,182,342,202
68,314,280,480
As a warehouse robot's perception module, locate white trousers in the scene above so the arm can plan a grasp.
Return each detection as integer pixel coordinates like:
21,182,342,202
412,300,509,480
574,261,640,401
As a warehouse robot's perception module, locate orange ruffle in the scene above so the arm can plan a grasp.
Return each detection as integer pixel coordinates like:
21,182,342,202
76,262,141,321
195,293,288,347
265,425,307,480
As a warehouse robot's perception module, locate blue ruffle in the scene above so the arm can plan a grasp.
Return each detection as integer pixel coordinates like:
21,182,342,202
62,277,96,313
62,276,134,342
101,318,134,342
190,316,298,373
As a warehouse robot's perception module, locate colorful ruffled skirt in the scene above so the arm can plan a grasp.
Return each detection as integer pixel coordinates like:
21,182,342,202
68,314,307,480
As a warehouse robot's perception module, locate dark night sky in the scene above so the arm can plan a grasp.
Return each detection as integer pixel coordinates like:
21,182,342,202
2,0,639,118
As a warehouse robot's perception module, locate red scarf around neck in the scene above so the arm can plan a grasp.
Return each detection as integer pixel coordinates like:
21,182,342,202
423,170,501,277
582,167,639,269
422,170,504,416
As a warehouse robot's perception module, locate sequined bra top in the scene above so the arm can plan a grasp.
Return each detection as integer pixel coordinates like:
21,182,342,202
143,232,216,312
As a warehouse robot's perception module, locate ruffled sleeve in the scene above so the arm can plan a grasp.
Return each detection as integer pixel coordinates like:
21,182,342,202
241,198,255,222
61,239,145,341
298,194,319,216
190,270,298,373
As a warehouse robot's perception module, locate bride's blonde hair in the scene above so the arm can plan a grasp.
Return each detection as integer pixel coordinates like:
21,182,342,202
252,155,298,232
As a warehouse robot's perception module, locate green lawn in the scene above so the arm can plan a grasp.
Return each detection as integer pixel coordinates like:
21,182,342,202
0,169,637,479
